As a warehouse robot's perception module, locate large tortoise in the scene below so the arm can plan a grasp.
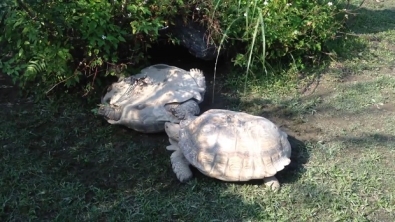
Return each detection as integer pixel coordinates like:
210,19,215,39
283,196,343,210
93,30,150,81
98,64,206,133
164,109,292,190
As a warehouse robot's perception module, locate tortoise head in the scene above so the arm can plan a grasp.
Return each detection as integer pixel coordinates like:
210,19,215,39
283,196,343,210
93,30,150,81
164,122,181,143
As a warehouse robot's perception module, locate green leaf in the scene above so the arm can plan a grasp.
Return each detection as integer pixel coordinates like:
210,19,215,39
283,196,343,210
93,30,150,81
18,48,23,57
117,36,126,42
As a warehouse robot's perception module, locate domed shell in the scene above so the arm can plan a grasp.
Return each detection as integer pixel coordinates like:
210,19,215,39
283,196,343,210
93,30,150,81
179,109,291,181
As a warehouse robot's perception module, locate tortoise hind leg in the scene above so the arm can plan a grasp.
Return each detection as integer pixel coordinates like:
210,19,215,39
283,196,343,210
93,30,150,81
98,105,122,121
263,176,280,191
170,149,193,183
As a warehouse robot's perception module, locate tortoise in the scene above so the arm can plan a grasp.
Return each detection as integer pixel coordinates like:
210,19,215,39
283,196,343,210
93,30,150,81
164,109,292,190
98,64,206,133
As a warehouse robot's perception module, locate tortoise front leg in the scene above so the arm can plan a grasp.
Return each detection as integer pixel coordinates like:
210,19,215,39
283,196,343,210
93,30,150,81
170,149,193,183
263,176,281,191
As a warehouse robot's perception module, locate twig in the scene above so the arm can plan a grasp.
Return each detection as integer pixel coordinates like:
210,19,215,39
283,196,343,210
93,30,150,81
45,60,86,94
358,0,366,8
45,72,79,94
82,66,99,97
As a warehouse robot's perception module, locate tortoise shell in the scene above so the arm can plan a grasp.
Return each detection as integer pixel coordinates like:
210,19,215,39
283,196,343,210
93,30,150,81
99,64,206,133
179,109,291,181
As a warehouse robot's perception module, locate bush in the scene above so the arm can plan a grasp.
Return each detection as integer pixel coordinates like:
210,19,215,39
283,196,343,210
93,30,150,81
0,0,183,97
0,0,348,97
196,0,347,73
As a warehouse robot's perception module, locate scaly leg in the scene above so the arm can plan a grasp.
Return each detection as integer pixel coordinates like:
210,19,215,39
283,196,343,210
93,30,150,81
263,176,281,191
170,149,193,183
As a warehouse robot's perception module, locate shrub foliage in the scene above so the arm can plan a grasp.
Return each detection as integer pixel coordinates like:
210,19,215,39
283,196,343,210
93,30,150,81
0,0,347,97
199,0,347,72
0,0,183,96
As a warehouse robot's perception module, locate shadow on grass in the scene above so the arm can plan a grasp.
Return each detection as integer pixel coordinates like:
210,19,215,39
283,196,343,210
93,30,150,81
0,99,261,221
288,3,395,89
334,133,395,150
0,70,312,221
0,86,308,222
4,92,392,220
344,3,395,34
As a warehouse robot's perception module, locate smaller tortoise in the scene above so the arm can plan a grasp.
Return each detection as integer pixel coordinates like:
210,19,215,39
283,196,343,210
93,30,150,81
98,64,206,133
165,109,292,190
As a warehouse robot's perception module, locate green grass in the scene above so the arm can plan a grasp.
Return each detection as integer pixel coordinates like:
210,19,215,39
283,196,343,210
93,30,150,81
1,1,395,221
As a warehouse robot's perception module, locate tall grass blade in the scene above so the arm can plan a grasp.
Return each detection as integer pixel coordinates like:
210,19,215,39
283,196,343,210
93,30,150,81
244,9,262,94
259,11,267,76
212,17,242,103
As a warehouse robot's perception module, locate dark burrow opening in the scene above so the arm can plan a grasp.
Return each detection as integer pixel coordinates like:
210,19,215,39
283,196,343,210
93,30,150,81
146,42,229,78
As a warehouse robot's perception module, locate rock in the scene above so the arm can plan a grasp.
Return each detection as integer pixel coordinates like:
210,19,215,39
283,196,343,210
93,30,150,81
168,18,220,61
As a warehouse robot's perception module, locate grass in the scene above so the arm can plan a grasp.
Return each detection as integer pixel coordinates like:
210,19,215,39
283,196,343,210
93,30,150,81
1,1,395,221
